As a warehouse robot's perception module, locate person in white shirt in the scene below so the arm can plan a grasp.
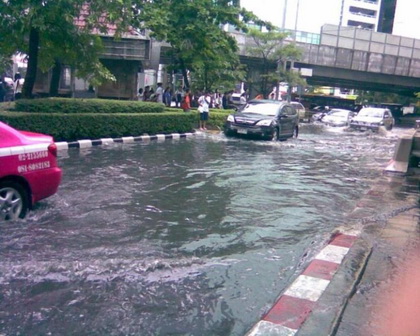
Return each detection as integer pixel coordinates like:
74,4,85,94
175,86,184,108
198,92,211,130
155,83,164,103
13,73,24,100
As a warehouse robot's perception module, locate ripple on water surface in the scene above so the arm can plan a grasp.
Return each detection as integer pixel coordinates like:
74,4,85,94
0,126,406,335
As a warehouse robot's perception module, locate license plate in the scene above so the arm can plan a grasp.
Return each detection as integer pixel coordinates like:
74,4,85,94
237,128,247,134
360,127,367,131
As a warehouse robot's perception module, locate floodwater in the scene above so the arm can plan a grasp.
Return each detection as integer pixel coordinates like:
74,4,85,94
0,125,406,335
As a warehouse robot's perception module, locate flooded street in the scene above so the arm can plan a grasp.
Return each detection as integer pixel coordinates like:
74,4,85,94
0,125,408,335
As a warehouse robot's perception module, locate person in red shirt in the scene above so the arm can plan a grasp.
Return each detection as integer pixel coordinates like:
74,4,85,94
181,89,191,112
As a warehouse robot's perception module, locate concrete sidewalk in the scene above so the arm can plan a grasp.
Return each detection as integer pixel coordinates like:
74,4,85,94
297,173,420,336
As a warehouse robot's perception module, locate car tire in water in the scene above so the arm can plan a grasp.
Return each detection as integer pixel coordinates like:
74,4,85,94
0,181,29,220
224,129,235,137
293,126,299,138
270,128,279,141
386,124,393,131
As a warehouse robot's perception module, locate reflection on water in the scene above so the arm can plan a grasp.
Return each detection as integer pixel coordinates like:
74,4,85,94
0,126,408,335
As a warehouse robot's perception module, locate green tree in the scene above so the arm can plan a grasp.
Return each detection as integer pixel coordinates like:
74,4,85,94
139,0,268,90
246,29,305,100
0,56,12,77
0,0,139,98
355,90,415,106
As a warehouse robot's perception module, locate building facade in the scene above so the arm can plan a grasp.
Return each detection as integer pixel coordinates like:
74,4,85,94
341,0,382,30
241,0,383,33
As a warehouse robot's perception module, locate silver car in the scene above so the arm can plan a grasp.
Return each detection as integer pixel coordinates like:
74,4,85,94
322,109,356,127
350,107,395,131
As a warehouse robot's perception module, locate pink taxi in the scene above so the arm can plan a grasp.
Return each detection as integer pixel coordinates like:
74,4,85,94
0,121,62,220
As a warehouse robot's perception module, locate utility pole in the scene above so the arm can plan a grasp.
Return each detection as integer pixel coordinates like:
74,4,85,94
339,0,345,27
282,0,288,30
294,0,301,38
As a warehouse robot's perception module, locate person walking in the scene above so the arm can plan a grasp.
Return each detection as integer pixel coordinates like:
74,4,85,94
222,91,228,109
143,86,150,101
175,86,184,108
155,83,164,103
239,92,247,107
13,73,23,100
198,92,211,130
181,89,191,112
163,87,172,107
137,88,144,101
213,89,221,108
148,88,156,101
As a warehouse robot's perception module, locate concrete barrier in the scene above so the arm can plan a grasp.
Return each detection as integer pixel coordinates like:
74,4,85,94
384,129,416,175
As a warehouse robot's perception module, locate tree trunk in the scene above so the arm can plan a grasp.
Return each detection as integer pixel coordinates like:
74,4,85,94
179,57,190,89
49,59,62,97
23,27,40,99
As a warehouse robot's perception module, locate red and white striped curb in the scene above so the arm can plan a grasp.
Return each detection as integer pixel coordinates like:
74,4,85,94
246,230,360,336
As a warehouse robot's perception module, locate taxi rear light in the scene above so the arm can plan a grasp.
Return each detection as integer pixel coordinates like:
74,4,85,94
48,143,58,157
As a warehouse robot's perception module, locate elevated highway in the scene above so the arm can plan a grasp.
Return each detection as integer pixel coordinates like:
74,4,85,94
233,24,420,96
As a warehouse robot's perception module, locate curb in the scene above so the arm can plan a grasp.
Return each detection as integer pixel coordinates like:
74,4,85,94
246,230,361,336
297,236,372,336
246,170,416,336
55,132,197,150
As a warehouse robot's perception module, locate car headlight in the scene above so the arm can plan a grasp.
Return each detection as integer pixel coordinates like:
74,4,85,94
227,115,234,122
256,119,273,126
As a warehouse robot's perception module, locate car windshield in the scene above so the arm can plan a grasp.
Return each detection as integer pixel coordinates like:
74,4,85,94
241,103,279,116
358,109,384,118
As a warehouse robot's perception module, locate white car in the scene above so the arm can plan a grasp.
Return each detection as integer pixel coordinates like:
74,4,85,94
350,107,395,131
322,109,356,127
290,102,307,121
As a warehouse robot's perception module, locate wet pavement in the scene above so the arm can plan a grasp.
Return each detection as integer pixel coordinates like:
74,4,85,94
298,173,420,336
1,125,419,335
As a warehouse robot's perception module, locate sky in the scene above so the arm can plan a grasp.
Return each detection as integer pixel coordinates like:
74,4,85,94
241,0,342,33
241,0,420,40
393,0,420,39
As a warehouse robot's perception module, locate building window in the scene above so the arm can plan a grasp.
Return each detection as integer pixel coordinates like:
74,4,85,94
347,20,374,30
349,6,377,18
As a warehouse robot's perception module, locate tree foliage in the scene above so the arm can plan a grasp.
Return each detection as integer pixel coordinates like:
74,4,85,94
246,29,305,98
0,0,141,97
138,0,269,90
356,90,417,106
0,0,273,97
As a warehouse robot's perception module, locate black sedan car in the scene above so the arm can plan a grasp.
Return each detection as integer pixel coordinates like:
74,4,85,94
224,100,299,141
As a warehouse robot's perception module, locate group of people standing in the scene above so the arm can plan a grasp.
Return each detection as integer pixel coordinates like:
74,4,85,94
137,85,247,111
0,73,24,103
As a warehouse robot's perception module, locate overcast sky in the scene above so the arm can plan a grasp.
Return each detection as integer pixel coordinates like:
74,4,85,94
241,0,420,39
241,0,341,33
393,0,420,39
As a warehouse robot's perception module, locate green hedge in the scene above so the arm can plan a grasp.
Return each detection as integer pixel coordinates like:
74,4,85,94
0,111,232,142
14,98,166,113
0,112,197,142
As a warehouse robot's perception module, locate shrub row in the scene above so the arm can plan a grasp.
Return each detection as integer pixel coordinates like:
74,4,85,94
14,98,166,113
0,111,231,142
